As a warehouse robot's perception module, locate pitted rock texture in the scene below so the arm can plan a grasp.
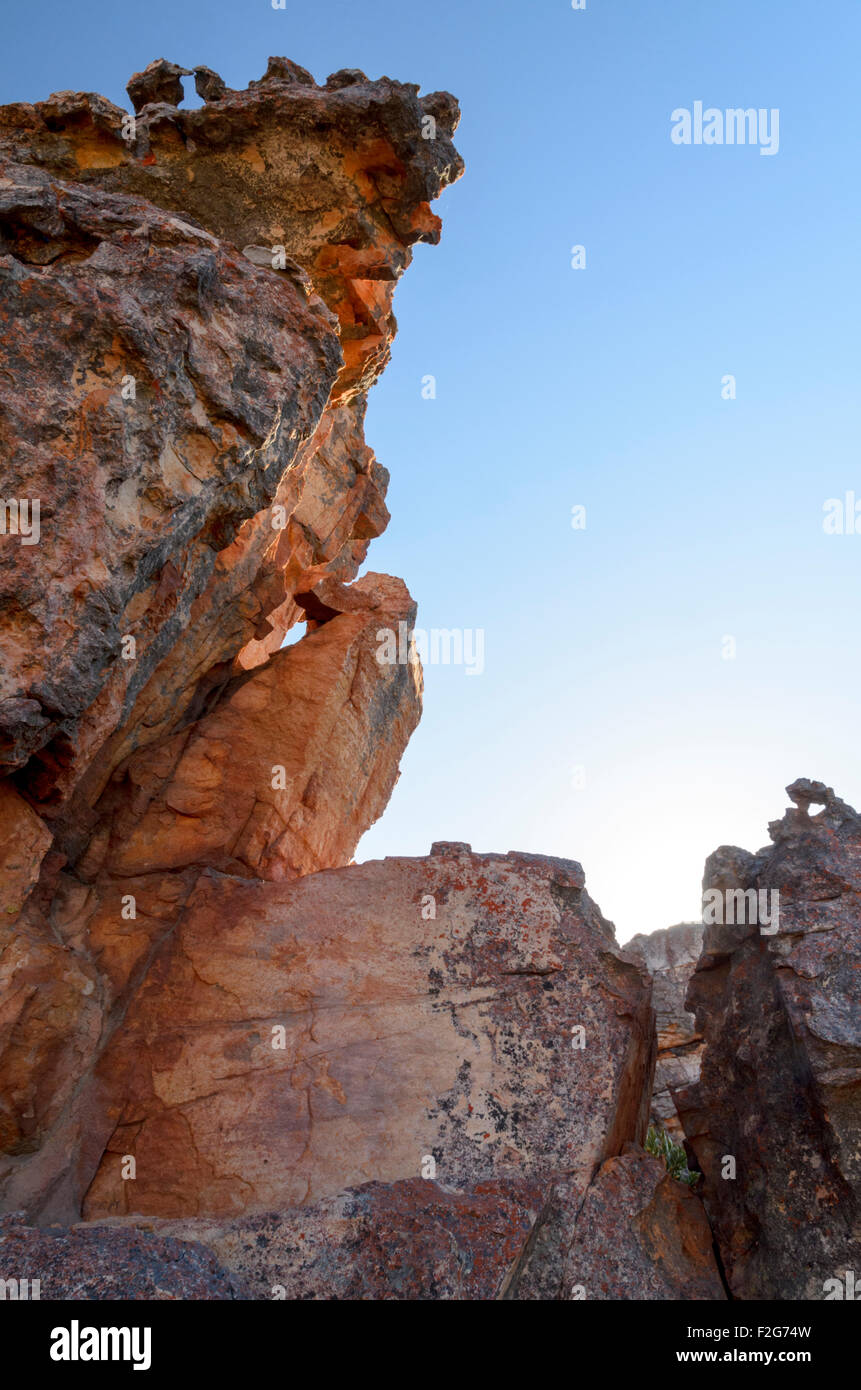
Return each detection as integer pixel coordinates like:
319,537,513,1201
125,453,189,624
560,1148,725,1301
0,58,463,403
82,849,657,1221
0,1212,247,1299
676,780,861,1300
0,56,458,1223
112,1179,546,1300
627,923,704,1141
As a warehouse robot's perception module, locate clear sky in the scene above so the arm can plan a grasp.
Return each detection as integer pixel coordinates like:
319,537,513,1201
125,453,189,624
4,1,859,940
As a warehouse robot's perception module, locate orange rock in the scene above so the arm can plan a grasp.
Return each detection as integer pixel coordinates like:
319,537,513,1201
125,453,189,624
0,58,457,1224
82,849,655,1221
0,782,51,923
99,573,421,881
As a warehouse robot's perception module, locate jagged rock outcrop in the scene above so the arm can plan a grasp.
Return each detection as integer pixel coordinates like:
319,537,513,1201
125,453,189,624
627,922,704,1141
0,57,457,1222
676,780,861,1300
0,55,460,803
88,573,421,884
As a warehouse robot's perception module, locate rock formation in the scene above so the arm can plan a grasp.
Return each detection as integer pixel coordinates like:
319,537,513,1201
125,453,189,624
4,833,723,1297
676,780,861,1300
0,56,453,1222
80,849,655,1224
1,54,856,1303
627,922,704,1141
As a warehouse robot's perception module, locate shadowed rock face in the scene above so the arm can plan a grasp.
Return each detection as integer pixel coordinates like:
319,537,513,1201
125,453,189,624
0,57,455,1222
627,922,704,1141
676,781,861,1300
0,56,460,805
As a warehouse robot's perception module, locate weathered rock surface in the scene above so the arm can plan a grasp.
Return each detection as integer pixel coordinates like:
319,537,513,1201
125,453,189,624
0,781,52,922
1,53,816,1303
108,1179,546,1300
0,159,341,788
676,780,861,1300
0,842,723,1299
81,848,655,1221
92,572,421,883
0,57,457,1223
77,1151,723,1300
0,1211,247,1299
627,922,704,1141
560,1148,725,1301
0,55,459,808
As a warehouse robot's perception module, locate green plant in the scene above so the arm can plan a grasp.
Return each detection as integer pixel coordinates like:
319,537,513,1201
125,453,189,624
645,1124,700,1189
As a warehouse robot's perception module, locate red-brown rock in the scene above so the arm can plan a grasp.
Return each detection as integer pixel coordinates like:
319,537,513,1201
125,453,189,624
559,1148,725,1301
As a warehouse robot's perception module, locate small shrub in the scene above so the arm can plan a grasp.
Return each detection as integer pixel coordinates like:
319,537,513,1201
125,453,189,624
645,1124,700,1189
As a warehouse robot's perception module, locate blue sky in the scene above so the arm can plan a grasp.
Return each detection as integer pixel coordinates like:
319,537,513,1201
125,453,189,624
4,1,860,939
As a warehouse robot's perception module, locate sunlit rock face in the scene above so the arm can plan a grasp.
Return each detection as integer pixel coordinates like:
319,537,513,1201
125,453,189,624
73,846,720,1300
0,55,457,1223
80,849,655,1221
676,780,861,1300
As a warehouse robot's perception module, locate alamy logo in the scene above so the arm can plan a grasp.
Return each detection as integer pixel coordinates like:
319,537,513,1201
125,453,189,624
0,498,40,545
671,102,779,156
376,621,485,676
702,888,780,935
0,1276,40,1300
50,1320,152,1371
823,1271,859,1299
823,493,861,534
